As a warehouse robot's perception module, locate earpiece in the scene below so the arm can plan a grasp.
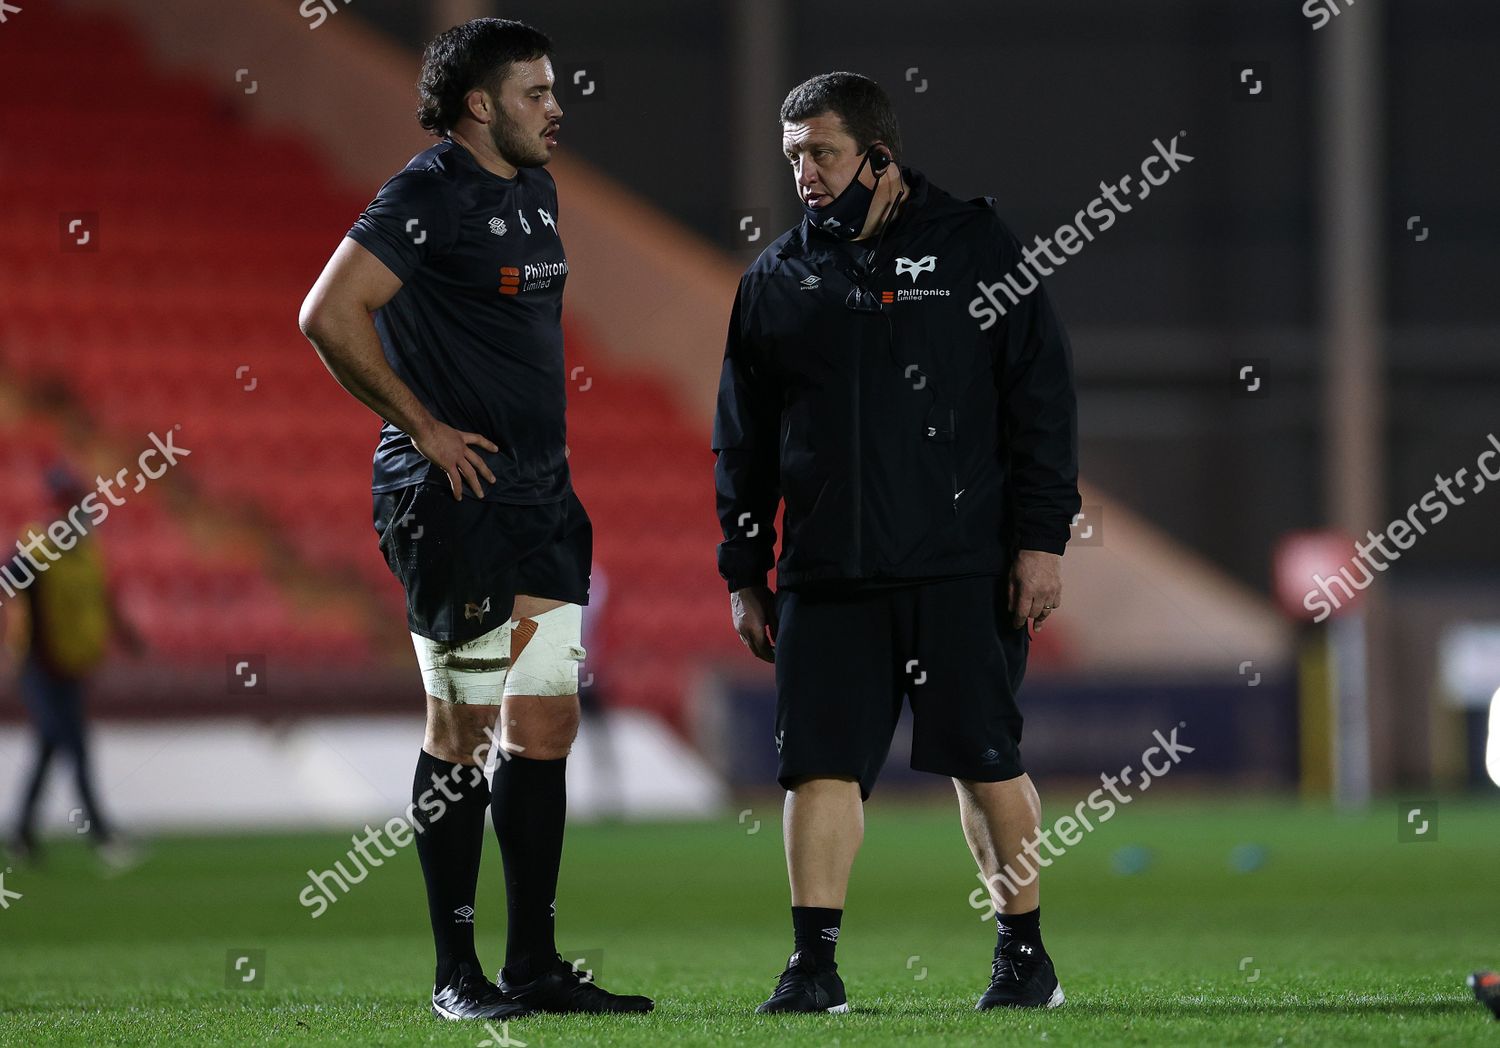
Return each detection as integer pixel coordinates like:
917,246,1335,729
869,148,891,174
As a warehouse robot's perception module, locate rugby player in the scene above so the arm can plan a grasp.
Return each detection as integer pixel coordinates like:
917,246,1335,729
299,18,652,1020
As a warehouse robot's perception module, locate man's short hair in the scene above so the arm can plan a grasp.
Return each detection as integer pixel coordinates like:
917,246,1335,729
417,18,553,136
779,72,903,162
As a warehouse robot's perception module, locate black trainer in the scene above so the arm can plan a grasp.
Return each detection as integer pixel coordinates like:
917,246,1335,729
431,962,530,1021
975,940,1064,1010
1471,971,1500,1020
498,955,654,1013
755,951,849,1014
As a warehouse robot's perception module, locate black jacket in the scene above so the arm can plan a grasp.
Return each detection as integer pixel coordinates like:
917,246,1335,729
713,169,1080,592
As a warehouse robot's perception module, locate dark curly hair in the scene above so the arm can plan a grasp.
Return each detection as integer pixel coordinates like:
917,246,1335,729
417,19,553,137
780,71,903,162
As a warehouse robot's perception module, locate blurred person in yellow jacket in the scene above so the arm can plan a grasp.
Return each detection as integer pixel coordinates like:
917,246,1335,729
1,464,143,868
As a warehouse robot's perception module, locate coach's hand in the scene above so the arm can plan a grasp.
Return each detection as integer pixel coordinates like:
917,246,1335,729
1010,549,1062,631
731,585,778,663
413,420,499,500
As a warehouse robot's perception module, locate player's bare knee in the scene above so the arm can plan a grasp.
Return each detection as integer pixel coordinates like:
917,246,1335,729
425,698,499,765
424,724,474,765
504,701,580,759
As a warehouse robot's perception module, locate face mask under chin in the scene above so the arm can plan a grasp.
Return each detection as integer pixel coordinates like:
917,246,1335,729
804,150,883,241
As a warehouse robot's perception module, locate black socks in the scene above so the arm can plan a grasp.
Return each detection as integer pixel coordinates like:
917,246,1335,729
997,906,1044,953
411,749,490,987
792,905,844,969
492,754,569,985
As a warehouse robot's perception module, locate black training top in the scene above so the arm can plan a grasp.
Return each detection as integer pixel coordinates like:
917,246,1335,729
713,168,1080,592
347,139,571,504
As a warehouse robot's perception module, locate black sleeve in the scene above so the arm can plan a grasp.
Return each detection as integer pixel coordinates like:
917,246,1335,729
345,169,460,283
711,280,781,591
994,223,1081,555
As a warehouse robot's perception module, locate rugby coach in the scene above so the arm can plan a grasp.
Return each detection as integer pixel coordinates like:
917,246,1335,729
712,72,1080,1014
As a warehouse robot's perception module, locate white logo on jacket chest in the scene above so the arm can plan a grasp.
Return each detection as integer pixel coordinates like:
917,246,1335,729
489,217,508,237
895,255,938,282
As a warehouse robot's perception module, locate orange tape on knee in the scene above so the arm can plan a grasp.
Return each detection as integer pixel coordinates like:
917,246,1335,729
511,617,538,663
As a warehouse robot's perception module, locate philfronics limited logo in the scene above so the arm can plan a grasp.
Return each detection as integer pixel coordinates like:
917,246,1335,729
498,259,569,295
882,286,952,303
524,259,569,281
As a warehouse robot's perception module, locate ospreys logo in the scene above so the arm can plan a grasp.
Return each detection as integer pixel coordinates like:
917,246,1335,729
895,254,938,282
882,255,950,304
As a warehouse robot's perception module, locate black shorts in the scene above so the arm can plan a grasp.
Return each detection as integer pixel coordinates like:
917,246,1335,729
372,481,591,644
773,575,1029,799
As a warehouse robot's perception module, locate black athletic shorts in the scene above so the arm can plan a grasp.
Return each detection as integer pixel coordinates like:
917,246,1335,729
372,480,591,645
773,574,1029,799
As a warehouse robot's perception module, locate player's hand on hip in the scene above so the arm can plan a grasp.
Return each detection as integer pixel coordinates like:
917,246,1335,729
1010,549,1062,631
731,585,778,663
413,421,499,500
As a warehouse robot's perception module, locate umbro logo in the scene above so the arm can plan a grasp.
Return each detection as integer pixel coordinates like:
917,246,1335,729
981,747,1000,762
464,597,492,623
800,274,821,290
895,255,938,282
454,905,475,922
489,217,507,237
821,927,840,942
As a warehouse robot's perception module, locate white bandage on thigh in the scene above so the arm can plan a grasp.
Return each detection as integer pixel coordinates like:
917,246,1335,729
412,621,513,706
504,603,587,698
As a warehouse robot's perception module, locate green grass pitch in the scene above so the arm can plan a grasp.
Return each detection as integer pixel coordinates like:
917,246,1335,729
1,797,1496,1045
